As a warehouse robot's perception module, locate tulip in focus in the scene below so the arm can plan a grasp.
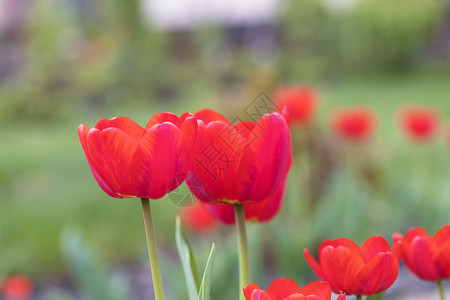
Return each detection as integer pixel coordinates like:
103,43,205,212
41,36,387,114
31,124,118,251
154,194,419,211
186,109,291,205
1,275,33,300
274,86,318,126
78,113,197,199
393,224,450,281
304,236,401,296
330,107,376,142
243,278,346,300
180,202,217,234
398,105,441,143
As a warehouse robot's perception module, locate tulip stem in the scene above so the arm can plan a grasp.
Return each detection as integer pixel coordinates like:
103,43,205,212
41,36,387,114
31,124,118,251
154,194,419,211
234,203,250,300
356,295,362,300
141,198,165,300
438,280,445,300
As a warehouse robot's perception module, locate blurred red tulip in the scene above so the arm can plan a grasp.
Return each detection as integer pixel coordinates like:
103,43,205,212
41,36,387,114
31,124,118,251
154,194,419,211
1,275,33,300
78,113,197,199
243,278,346,300
393,224,450,281
180,202,217,233
330,107,376,142
398,105,440,142
274,86,318,126
304,236,401,296
201,178,287,224
186,109,291,205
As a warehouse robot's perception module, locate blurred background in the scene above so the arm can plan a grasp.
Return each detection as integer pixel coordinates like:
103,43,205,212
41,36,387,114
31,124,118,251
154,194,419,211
0,0,449,299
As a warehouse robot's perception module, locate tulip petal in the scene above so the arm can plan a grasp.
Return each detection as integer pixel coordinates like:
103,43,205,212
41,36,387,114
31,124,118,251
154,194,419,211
336,294,347,300
407,236,440,281
267,278,302,299
250,290,272,300
303,249,325,282
86,127,139,197
145,112,183,130
300,281,331,299
201,202,235,225
95,117,146,140
318,238,363,260
353,252,399,295
360,236,392,262
320,246,365,294
131,123,190,199
433,224,450,247
285,294,306,300
435,240,450,279
180,114,198,154
195,109,229,124
244,283,263,300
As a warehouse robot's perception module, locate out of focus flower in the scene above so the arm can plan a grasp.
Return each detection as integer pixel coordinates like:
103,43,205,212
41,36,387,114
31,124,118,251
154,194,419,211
180,202,217,233
243,278,346,300
1,275,33,300
398,105,441,143
186,109,291,205
393,224,450,281
274,86,318,126
330,107,376,142
78,113,197,199
304,236,401,296
201,178,287,225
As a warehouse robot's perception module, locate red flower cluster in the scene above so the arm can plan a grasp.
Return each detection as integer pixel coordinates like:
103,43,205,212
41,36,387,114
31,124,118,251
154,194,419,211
393,224,450,281
304,236,401,296
274,86,318,127
244,278,346,300
330,107,376,142
398,105,441,143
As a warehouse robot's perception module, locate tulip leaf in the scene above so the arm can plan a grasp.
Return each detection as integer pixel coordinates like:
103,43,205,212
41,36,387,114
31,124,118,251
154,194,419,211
175,216,201,300
365,292,385,300
198,243,216,300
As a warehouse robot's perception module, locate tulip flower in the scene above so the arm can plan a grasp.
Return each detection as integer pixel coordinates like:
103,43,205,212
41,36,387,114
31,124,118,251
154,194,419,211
330,107,376,142
78,113,197,199
243,279,346,300
201,177,287,225
304,236,401,298
180,202,217,234
186,109,291,205
274,86,318,126
1,275,33,300
398,105,441,143
186,108,291,300
78,112,197,300
393,225,450,285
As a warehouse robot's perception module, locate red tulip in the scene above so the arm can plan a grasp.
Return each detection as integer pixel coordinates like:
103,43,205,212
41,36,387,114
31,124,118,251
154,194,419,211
330,107,376,142
304,236,401,296
392,224,450,281
201,177,287,224
243,279,346,300
398,105,440,142
274,86,318,126
78,113,197,199
1,275,33,300
186,109,291,205
179,202,217,233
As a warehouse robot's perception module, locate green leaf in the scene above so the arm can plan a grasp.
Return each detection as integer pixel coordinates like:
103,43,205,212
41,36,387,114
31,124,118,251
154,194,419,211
198,243,216,300
365,292,385,300
175,216,201,300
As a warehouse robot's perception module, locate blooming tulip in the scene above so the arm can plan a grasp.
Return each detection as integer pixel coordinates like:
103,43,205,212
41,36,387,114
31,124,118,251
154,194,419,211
201,178,287,225
330,107,376,142
304,236,401,296
186,109,291,205
179,202,217,233
398,105,440,143
392,225,450,281
1,275,33,300
78,113,197,199
274,86,318,126
243,279,346,300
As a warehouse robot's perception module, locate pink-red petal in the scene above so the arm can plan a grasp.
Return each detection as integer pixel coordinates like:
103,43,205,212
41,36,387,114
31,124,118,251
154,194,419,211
267,278,302,299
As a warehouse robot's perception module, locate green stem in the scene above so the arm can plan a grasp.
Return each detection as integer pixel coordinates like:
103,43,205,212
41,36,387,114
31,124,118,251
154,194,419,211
234,203,250,300
141,198,165,300
356,295,362,300
438,280,445,300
